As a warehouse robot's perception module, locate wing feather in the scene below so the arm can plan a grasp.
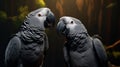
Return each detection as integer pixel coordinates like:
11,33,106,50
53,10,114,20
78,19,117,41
5,36,21,67
92,38,108,67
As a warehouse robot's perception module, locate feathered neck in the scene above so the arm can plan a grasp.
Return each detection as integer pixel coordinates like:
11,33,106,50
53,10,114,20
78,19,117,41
16,25,46,44
65,32,92,53
17,31,45,44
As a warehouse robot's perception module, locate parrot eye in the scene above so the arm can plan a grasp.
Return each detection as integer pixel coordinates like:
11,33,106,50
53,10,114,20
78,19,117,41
38,14,41,17
71,21,73,24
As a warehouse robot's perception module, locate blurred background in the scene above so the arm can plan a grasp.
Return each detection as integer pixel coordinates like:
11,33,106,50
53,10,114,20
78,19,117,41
0,0,120,67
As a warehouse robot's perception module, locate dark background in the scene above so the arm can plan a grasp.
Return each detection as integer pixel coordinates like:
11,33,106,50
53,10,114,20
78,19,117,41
0,0,120,67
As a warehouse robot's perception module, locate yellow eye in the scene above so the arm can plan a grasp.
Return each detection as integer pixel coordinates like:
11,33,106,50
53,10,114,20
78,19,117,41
38,14,41,17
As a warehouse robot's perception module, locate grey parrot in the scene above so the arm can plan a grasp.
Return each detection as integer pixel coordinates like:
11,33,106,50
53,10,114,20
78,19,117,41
5,8,55,67
57,16,108,67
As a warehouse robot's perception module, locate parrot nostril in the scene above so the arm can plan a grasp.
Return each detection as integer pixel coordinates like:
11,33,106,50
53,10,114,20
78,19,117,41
38,14,41,17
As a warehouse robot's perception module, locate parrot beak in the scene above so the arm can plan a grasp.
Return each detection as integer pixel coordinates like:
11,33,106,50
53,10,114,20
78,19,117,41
57,21,66,35
44,12,55,28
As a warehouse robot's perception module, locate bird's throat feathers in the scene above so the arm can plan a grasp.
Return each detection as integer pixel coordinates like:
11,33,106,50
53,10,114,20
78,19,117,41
65,33,91,52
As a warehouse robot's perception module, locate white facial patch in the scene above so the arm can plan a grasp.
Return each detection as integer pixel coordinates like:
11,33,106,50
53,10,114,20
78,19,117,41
65,17,73,23
35,15,47,22
36,8,48,16
34,8,48,22
64,17,77,30
66,22,77,30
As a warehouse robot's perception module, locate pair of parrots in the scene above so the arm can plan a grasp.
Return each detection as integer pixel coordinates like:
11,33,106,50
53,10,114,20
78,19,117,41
5,8,108,67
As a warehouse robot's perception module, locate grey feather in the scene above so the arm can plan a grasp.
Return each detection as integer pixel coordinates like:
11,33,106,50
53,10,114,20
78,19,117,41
5,8,55,67
92,37,108,67
57,16,108,67
5,36,21,67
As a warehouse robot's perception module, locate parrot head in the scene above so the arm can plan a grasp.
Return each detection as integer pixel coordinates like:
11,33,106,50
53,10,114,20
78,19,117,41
22,7,55,31
57,16,88,38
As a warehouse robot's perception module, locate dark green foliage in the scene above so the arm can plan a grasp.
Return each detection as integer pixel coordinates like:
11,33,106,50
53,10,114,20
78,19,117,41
0,11,7,22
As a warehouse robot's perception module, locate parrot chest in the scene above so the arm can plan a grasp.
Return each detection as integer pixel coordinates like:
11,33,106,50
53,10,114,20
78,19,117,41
20,43,44,62
69,46,99,67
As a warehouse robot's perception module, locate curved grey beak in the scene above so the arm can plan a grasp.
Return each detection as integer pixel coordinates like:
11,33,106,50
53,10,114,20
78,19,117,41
44,12,55,28
57,21,66,35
